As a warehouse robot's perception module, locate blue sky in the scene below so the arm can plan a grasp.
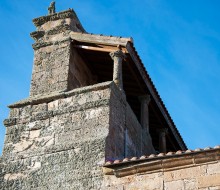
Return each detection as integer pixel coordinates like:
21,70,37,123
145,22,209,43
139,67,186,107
0,0,220,154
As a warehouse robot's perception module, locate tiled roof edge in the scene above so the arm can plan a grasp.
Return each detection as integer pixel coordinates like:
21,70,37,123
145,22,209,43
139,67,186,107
104,145,220,167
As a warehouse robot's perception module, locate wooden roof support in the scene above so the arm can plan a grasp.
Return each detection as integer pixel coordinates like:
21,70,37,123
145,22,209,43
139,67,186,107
126,59,146,95
70,32,132,47
73,44,127,53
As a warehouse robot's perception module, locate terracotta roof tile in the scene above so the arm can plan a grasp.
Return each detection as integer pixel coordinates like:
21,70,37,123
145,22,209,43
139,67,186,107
130,157,138,161
122,158,129,162
140,155,147,159
158,153,165,157
166,152,175,155
104,145,220,166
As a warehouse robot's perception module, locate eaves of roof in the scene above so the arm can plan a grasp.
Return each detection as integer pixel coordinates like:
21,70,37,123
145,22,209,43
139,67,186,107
103,146,220,177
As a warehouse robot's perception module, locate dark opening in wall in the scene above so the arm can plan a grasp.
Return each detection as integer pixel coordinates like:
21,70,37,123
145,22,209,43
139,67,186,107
71,42,142,124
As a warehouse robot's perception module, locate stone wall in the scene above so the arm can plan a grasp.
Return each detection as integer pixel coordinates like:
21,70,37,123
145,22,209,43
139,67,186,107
30,41,96,96
1,81,157,189
106,87,126,161
30,41,70,96
1,82,112,190
103,148,220,190
106,86,154,161
125,104,142,157
30,9,88,97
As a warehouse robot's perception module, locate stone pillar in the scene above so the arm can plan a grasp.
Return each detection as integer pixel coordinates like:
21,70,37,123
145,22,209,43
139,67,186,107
139,95,151,133
158,128,168,153
139,95,155,155
110,47,125,91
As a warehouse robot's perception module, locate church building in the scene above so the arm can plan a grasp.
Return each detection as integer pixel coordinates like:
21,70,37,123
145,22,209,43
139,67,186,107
0,3,220,189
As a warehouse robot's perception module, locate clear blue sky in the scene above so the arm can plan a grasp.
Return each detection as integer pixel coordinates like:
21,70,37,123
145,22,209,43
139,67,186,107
0,0,220,154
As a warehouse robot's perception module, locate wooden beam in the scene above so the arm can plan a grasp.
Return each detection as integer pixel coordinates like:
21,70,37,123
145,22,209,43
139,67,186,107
73,44,127,53
126,59,146,95
70,32,132,47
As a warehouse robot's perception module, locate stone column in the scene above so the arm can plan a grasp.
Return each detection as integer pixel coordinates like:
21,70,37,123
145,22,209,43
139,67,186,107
139,95,155,155
158,128,168,153
110,47,125,91
139,95,151,132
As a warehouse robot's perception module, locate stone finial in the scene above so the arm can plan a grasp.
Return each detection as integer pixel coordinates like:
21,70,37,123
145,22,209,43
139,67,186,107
48,1,56,15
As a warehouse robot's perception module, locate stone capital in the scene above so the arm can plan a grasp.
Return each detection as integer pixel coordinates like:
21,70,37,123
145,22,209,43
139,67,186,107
157,128,168,137
139,95,151,105
109,50,125,60
110,48,125,91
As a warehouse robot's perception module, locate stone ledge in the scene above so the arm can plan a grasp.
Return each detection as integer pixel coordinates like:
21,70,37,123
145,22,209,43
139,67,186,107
8,81,113,109
32,37,70,50
5,99,110,127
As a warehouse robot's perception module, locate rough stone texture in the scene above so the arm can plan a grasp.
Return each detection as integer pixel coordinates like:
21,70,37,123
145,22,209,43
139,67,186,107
106,85,155,161
30,9,92,97
1,82,111,190
1,81,155,189
31,41,70,96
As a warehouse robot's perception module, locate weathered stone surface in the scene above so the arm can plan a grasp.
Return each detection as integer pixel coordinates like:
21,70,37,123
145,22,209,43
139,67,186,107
1,77,157,189
164,165,207,182
165,180,184,190
1,84,111,189
29,7,96,97
32,9,85,33
198,174,220,188
207,162,220,175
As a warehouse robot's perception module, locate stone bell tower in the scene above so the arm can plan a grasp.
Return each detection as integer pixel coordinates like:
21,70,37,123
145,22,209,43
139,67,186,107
0,3,186,190
30,6,96,96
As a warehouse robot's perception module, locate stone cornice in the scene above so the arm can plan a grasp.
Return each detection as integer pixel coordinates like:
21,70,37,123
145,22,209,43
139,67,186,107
33,9,76,27
8,81,113,109
32,37,70,50
103,147,220,177
30,31,45,41
4,99,110,127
